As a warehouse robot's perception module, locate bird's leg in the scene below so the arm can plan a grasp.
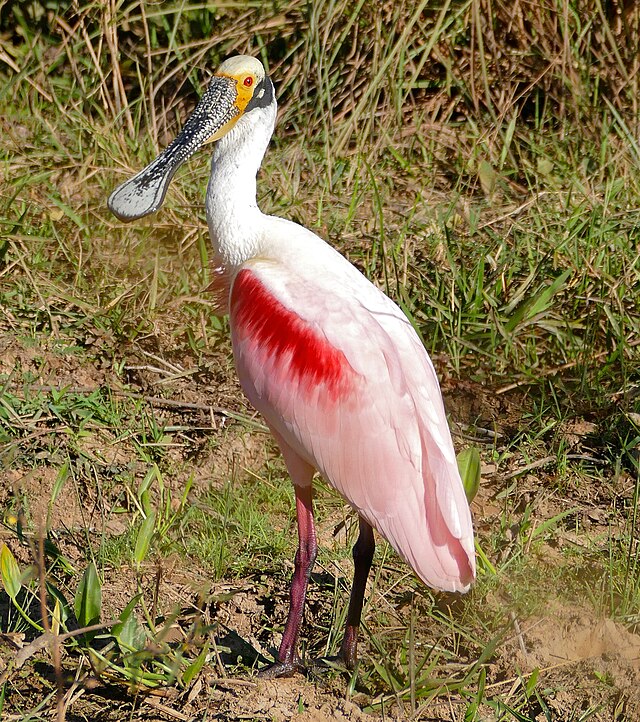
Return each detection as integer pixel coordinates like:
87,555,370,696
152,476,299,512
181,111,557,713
260,483,317,678
339,516,375,670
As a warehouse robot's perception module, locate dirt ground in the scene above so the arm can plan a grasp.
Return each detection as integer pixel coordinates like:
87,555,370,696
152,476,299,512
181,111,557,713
1,330,639,721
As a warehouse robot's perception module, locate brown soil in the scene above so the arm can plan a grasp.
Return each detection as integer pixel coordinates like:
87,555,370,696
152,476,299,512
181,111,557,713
1,331,639,721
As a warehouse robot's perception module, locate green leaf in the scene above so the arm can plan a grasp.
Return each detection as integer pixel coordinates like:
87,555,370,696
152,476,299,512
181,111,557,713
0,544,21,600
114,610,147,652
530,507,578,540
464,665,485,720
51,461,70,506
478,159,497,196
525,667,540,696
505,269,571,333
457,447,481,503
115,593,143,628
74,562,102,628
183,643,209,686
52,596,63,636
536,157,554,176
475,539,497,575
46,582,71,624
500,114,517,166
44,537,75,575
112,593,146,651
134,511,156,565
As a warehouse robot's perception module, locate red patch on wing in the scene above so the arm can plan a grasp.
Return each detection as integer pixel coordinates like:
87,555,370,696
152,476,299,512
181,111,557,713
231,268,352,400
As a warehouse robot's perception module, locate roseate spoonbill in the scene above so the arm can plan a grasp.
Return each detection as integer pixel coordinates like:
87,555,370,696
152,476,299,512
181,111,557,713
108,55,475,677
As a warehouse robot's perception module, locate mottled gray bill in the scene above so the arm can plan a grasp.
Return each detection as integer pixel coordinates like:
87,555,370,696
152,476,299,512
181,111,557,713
108,76,239,222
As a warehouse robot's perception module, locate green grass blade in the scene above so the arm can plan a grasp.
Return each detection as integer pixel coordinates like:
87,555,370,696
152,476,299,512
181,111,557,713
74,562,102,629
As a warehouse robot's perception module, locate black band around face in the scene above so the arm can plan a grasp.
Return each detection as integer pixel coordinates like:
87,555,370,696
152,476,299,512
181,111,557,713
245,76,274,113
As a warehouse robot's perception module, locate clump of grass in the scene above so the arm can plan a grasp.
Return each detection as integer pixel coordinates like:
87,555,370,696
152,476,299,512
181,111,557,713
2,0,639,390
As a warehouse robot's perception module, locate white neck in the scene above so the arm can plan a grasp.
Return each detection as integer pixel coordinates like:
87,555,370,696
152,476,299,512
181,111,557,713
205,104,276,269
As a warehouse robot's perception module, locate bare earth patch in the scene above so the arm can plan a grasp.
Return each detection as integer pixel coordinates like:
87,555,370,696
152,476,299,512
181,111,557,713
2,326,639,721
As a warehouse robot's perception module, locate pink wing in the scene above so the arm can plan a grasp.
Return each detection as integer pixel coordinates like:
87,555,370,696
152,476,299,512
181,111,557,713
229,256,475,592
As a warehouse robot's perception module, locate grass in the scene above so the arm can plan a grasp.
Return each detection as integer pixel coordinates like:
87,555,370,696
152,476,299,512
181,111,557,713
1,0,640,720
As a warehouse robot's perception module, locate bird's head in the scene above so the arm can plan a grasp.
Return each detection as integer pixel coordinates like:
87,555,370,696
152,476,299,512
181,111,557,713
108,55,275,222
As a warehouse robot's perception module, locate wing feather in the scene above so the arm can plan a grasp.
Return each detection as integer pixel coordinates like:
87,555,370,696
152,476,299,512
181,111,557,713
230,242,475,592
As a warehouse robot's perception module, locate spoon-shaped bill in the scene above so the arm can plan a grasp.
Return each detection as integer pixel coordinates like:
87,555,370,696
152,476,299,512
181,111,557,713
108,75,239,222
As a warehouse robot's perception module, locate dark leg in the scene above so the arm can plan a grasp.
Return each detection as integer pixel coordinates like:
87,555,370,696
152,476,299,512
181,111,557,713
260,483,317,678
339,516,375,670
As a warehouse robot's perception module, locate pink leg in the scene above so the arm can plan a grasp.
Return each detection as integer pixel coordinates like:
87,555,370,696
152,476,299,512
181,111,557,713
260,483,317,677
339,516,375,670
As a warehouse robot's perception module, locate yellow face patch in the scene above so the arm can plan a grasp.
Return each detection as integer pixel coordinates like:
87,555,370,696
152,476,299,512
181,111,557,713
200,56,266,144
214,55,265,115
204,73,255,143
217,71,258,113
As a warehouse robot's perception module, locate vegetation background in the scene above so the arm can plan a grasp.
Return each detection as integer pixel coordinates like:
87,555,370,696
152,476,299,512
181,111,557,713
0,0,639,720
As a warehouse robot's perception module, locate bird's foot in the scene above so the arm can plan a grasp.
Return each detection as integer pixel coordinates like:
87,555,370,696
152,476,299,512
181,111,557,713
338,630,358,671
257,655,346,680
257,658,305,679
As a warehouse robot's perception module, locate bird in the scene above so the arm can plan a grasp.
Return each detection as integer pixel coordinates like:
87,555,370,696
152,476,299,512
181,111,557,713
108,55,475,677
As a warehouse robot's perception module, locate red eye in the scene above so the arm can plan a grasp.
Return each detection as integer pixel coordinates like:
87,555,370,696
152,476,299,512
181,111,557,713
243,76,254,87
